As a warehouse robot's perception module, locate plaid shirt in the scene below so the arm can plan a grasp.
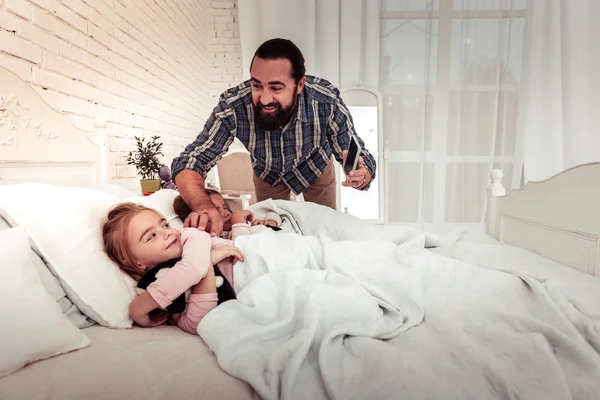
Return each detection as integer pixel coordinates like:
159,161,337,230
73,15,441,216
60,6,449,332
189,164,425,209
171,75,377,195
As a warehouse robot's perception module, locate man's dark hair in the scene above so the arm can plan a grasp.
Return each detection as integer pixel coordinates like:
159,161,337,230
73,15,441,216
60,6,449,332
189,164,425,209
173,195,192,222
173,189,222,222
250,38,306,83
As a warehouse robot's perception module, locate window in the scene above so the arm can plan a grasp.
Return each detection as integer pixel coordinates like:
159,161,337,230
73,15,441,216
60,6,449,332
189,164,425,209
380,0,528,230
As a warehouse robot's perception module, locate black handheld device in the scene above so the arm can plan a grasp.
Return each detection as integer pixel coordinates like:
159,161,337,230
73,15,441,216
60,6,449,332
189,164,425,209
343,135,362,176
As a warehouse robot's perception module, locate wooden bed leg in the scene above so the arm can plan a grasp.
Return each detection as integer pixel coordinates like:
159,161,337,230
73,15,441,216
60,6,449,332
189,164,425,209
486,169,506,238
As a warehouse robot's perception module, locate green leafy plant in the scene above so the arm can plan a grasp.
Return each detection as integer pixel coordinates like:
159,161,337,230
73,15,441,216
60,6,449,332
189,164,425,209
126,135,164,180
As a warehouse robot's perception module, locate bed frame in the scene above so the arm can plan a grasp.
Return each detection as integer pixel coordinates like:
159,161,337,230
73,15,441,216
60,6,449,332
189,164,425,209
486,166,600,277
0,67,107,188
1,65,598,278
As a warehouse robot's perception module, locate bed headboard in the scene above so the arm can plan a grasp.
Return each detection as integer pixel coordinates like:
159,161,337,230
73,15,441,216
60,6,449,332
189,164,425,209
487,164,600,277
0,67,107,188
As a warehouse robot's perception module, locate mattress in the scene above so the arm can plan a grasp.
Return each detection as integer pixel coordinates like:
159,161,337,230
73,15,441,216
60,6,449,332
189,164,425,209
0,324,257,400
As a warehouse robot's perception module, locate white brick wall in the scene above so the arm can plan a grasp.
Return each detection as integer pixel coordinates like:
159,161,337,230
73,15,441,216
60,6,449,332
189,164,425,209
0,0,243,190
207,0,243,99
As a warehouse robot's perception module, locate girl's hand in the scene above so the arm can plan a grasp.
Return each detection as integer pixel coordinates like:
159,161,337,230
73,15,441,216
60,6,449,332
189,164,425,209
131,308,169,328
232,210,253,225
129,291,167,328
210,244,245,265
252,219,278,227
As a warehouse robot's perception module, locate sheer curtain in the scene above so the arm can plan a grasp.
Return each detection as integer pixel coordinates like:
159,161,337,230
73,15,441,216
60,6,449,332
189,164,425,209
237,0,380,88
380,0,527,231
522,0,600,183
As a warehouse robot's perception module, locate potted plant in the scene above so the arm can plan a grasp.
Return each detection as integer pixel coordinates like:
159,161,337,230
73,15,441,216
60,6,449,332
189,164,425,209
126,135,164,194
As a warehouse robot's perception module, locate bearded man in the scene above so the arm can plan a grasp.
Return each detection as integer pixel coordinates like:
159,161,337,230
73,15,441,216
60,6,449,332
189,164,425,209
172,38,377,237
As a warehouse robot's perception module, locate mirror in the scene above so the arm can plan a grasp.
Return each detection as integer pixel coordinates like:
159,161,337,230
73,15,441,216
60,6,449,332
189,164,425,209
339,83,384,222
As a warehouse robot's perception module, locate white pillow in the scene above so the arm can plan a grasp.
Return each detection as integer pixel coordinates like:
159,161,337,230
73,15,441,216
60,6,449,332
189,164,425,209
0,184,185,329
0,226,91,378
95,184,139,199
0,183,136,328
0,216,93,329
120,188,184,231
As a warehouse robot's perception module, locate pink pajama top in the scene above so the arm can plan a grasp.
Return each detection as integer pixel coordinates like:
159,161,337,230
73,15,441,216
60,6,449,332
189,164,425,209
145,211,281,335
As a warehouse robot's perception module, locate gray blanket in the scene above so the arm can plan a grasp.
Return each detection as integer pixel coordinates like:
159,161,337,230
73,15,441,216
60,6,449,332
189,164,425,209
198,200,600,400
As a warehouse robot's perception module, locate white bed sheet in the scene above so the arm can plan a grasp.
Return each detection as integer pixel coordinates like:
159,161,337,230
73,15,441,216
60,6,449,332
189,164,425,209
440,230,600,310
0,325,257,400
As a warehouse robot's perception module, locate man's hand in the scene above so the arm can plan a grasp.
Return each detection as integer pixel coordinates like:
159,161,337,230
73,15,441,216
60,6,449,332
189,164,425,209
174,170,224,237
341,150,372,190
184,200,224,237
210,244,245,265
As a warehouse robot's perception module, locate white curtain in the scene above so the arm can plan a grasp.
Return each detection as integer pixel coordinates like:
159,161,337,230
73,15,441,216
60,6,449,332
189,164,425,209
380,0,526,229
522,0,600,182
237,0,380,89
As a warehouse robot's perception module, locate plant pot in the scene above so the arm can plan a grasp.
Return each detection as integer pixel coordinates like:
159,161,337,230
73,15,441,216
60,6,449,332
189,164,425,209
140,179,161,194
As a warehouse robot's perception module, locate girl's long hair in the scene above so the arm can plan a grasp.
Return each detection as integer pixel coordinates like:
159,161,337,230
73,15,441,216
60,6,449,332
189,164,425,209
102,202,158,281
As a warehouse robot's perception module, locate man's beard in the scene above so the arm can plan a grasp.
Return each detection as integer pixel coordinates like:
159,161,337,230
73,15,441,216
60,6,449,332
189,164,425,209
254,90,298,131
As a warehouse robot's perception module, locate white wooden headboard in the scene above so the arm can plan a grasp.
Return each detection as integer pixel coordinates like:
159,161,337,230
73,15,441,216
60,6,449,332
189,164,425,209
487,164,600,277
0,67,107,188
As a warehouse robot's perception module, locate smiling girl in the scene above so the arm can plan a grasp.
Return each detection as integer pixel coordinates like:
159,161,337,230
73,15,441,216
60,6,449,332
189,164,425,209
102,202,244,334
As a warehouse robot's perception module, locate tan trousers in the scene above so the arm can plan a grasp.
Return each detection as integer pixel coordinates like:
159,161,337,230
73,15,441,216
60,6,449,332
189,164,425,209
253,160,337,210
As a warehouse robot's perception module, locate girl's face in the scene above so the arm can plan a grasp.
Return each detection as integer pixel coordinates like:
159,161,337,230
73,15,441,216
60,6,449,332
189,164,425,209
126,210,183,272
209,193,233,231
